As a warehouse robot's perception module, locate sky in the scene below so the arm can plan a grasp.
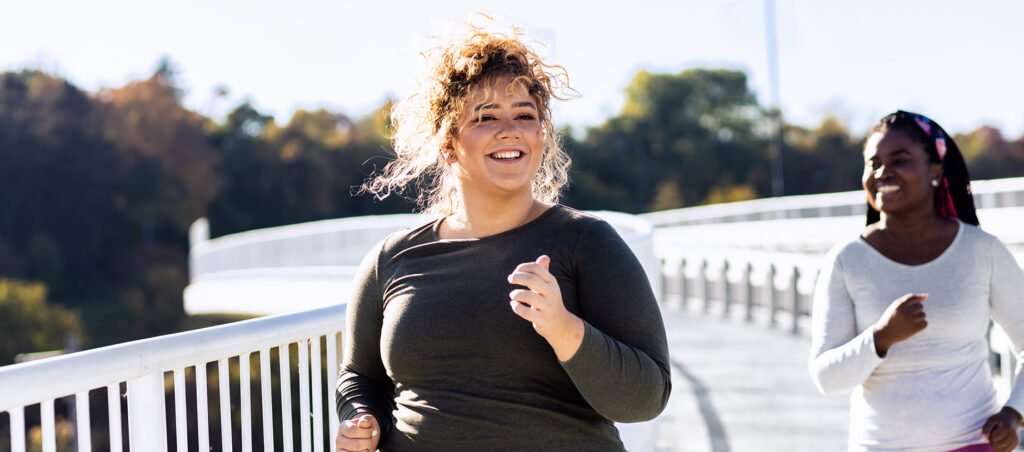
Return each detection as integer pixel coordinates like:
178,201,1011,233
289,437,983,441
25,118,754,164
2,0,1023,138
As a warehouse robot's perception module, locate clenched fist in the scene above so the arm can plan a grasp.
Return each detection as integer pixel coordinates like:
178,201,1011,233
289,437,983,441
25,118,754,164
508,255,585,362
873,293,928,357
336,413,380,452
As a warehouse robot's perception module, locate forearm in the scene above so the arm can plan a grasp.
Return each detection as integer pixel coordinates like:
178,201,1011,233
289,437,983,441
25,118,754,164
809,327,885,394
336,371,394,434
561,322,671,422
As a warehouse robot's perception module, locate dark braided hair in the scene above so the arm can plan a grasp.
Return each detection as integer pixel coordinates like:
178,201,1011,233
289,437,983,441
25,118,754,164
865,110,979,226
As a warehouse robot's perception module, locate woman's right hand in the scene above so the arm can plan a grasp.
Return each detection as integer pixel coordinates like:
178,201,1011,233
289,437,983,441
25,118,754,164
872,293,928,357
335,413,380,452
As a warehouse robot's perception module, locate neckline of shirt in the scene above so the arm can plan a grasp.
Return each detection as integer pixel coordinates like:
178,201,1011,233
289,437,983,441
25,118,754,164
856,220,965,269
430,204,563,243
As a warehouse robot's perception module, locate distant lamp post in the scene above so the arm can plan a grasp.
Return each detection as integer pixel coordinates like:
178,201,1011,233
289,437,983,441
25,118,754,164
764,0,785,198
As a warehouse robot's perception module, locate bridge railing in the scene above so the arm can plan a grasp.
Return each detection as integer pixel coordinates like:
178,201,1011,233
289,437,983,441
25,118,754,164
658,245,1023,401
0,305,345,452
642,176,1024,227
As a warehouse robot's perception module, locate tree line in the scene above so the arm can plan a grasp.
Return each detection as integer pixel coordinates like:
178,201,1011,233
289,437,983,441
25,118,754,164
2,64,1023,362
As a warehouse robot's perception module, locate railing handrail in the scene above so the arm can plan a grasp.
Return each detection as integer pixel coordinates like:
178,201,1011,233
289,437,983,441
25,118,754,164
192,265,359,282
643,190,863,224
192,213,427,253
0,304,345,412
642,176,1024,226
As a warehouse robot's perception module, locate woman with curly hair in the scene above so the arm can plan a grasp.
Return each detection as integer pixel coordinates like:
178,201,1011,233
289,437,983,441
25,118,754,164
334,21,671,451
809,110,1024,451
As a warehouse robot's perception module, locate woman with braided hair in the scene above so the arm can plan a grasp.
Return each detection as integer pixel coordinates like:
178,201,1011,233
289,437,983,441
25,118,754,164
809,110,1024,451
333,21,670,452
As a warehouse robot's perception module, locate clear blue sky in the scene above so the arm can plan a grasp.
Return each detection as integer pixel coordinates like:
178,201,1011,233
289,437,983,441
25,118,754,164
2,0,1022,137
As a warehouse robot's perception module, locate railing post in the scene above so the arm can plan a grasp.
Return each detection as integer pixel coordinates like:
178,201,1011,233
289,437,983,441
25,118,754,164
10,406,26,452
188,218,210,281
744,262,755,323
721,260,731,318
128,372,168,452
679,258,688,310
767,264,778,328
659,257,670,306
701,259,711,314
659,257,675,307
790,266,801,335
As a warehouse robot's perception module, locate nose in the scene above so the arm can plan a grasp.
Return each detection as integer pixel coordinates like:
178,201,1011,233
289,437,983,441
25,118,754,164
496,118,522,140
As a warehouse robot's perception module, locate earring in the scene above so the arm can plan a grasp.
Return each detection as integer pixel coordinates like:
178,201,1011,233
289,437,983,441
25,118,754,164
931,179,940,187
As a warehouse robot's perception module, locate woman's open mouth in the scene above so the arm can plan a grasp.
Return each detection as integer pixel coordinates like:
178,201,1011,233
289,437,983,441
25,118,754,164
489,150,524,161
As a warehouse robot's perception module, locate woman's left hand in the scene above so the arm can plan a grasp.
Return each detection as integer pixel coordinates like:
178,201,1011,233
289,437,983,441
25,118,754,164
508,255,585,361
982,406,1022,452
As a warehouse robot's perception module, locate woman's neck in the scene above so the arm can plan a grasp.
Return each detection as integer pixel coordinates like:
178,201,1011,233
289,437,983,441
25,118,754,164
441,191,550,239
876,207,951,239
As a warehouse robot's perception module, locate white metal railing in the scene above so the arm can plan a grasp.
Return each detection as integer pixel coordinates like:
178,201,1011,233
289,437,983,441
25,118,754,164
657,244,1024,400
186,210,661,316
188,214,423,279
0,305,345,452
658,249,822,333
186,214,423,316
642,176,1024,227
648,192,1024,400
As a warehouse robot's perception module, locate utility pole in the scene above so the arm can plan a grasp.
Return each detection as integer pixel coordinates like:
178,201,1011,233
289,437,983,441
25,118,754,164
764,0,786,198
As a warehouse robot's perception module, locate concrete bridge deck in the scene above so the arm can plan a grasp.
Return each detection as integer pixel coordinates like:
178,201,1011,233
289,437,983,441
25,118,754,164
654,307,850,451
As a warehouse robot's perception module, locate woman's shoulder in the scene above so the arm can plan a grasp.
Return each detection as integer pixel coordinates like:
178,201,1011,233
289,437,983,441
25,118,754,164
549,204,605,227
822,234,873,268
955,221,1016,262
546,205,623,241
956,220,998,245
376,218,441,258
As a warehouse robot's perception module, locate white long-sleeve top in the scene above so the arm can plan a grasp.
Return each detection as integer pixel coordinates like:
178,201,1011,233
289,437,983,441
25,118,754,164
809,222,1024,451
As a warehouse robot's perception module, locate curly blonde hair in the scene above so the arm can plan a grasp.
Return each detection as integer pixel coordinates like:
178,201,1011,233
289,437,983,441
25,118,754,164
362,20,574,216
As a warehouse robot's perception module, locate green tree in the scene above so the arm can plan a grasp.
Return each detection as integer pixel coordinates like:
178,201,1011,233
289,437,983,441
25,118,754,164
207,100,408,238
0,71,130,296
956,127,1024,180
781,116,864,195
0,279,85,365
566,69,770,212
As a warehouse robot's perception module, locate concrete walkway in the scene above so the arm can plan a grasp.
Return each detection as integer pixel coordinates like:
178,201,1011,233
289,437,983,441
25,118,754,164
653,308,850,451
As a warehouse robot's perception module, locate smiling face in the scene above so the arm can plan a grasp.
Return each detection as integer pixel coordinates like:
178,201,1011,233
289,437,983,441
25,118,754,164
862,128,943,217
445,77,545,200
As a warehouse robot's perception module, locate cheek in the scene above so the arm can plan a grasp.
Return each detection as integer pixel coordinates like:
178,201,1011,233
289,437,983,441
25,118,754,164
457,128,489,151
523,125,543,147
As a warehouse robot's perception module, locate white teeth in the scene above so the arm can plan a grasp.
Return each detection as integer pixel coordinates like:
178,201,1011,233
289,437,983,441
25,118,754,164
491,151,521,159
877,185,900,193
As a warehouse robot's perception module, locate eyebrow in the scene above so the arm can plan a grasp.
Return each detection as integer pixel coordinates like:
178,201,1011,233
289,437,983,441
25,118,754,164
474,101,537,111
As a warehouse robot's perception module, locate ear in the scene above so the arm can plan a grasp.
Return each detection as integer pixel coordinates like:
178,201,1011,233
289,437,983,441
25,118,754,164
930,162,943,182
442,142,457,164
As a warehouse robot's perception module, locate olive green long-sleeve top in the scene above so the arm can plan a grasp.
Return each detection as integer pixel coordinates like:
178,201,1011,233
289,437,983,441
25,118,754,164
337,205,671,451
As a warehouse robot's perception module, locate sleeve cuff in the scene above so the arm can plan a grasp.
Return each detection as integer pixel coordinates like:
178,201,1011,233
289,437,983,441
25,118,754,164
859,327,887,364
559,321,597,369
